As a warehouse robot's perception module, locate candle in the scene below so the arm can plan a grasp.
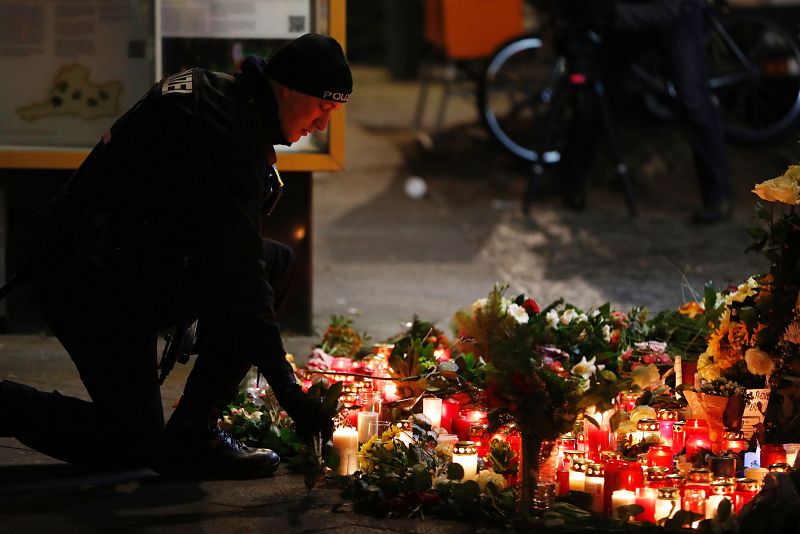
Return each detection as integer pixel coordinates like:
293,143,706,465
682,488,706,526
452,441,478,480
734,478,759,511
671,421,685,455
345,406,360,428
619,391,640,412
647,445,673,468
659,420,674,448
440,398,460,433
586,420,611,462
423,397,443,428
584,463,605,513
784,443,800,467
655,486,681,521
331,357,353,373
744,467,768,486
603,458,621,515
761,443,787,467
645,466,670,488
557,467,570,496
556,436,577,468
768,462,792,473
636,418,660,444
569,459,587,492
711,455,737,478
718,430,748,454
453,410,487,440
635,487,657,522
686,435,712,465
332,427,359,475
617,461,644,491
357,411,379,444
611,489,636,517
706,481,734,519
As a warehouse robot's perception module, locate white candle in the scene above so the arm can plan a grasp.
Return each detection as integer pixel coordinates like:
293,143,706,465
423,398,443,428
705,495,731,519
584,476,604,513
452,441,478,480
569,460,587,492
332,427,359,475
611,489,636,516
357,411,379,444
655,496,679,521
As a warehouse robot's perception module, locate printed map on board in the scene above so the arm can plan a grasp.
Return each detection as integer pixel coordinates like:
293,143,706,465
17,64,122,121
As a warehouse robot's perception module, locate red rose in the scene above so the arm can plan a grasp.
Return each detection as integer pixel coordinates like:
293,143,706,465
522,298,540,315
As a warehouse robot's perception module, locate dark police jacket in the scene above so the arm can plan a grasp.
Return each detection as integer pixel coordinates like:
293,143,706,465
30,59,298,394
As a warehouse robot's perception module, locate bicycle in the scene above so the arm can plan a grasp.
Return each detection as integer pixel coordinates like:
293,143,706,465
477,2,800,165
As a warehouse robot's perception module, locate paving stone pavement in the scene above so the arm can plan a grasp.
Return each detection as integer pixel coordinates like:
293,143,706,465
1,64,800,532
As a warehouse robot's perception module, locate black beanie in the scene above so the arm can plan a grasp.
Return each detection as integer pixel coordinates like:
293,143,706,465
264,33,352,103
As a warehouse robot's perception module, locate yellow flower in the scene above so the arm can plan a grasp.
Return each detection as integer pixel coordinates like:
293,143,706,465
753,165,800,204
724,277,759,307
745,348,775,376
632,364,661,389
697,351,721,381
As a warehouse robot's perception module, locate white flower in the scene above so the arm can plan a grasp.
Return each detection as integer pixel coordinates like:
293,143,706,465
476,470,507,492
560,308,578,325
602,324,611,343
571,356,597,379
471,298,488,316
546,309,559,328
507,303,529,324
576,313,588,323
590,309,601,318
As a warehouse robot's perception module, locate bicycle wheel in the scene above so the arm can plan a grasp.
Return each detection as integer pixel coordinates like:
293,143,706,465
478,34,569,163
707,11,800,143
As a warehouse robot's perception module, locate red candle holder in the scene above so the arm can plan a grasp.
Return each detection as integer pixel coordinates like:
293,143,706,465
603,458,622,515
734,478,759,512
672,421,686,455
761,443,787,468
634,487,657,522
619,390,641,412
453,410,488,441
647,445,674,469
617,461,645,491
717,430,748,454
440,398,461,434
586,420,611,462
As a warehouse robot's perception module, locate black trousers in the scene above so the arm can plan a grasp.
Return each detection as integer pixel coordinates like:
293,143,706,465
560,0,731,206
2,239,295,469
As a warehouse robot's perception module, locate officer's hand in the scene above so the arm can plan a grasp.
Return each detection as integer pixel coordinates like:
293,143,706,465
281,388,334,442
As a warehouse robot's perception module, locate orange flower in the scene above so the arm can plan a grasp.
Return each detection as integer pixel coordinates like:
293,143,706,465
679,301,705,319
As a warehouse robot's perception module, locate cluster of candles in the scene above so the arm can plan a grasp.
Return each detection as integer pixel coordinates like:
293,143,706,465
321,354,799,524
553,399,800,524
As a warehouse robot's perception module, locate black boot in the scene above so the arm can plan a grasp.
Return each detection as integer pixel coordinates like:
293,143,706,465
152,407,279,479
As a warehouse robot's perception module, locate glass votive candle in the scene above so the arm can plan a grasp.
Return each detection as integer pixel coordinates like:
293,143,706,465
711,455,738,479
358,390,382,415
761,443,787,467
646,466,670,488
617,460,645,491
422,397,443,428
584,463,605,513
569,458,588,492
647,445,674,468
682,488,706,526
440,398,460,433
744,467,768,487
684,468,713,499
563,449,586,469
556,435,577,468
634,487,657,523
600,450,622,463
665,473,687,488
654,486,681,521
453,410,487,441
706,481,735,519
452,441,478,480
619,390,641,412
636,418,660,444
769,462,792,473
717,430,748,454
611,489,636,517
734,477,759,511
672,421,686,455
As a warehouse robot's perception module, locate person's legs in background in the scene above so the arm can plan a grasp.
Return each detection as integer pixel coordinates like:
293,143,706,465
663,0,732,223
